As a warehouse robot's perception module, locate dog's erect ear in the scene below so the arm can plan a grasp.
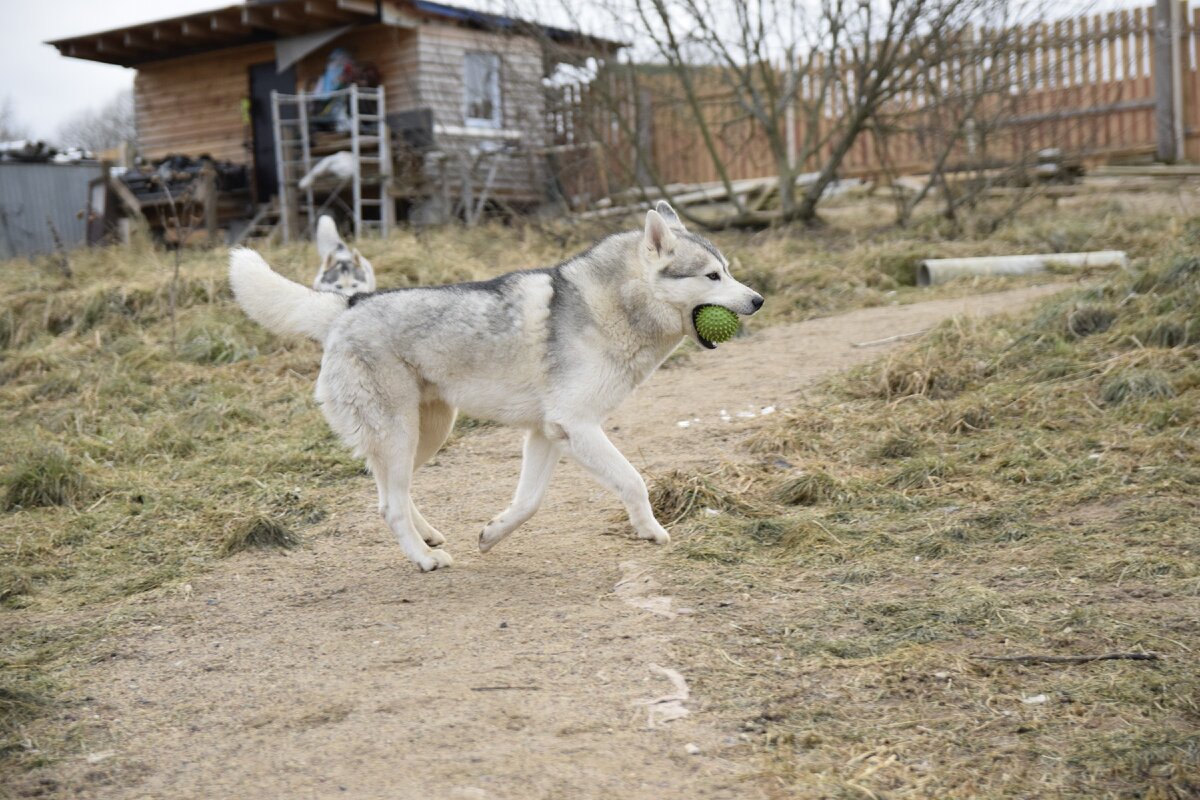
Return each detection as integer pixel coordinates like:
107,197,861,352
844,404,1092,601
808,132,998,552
654,201,686,232
352,248,376,289
643,209,677,259
315,215,343,261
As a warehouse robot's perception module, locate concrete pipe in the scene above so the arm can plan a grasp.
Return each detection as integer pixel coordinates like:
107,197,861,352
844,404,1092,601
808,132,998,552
917,251,1129,287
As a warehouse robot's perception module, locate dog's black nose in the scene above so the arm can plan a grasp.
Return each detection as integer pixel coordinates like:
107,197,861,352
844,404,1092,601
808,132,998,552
750,295,764,311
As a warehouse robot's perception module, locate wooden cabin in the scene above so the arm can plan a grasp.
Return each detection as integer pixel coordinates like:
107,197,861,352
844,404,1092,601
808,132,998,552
48,0,620,235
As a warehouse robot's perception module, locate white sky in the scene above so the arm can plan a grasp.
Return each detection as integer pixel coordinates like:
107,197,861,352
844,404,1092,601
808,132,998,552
2,1,221,139
0,0,1159,141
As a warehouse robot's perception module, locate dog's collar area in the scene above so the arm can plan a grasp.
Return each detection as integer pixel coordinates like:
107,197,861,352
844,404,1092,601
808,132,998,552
691,306,717,350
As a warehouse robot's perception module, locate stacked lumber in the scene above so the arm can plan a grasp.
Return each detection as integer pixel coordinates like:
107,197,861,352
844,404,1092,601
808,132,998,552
579,174,867,223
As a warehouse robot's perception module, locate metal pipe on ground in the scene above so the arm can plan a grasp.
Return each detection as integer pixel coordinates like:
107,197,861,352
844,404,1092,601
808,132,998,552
917,251,1129,287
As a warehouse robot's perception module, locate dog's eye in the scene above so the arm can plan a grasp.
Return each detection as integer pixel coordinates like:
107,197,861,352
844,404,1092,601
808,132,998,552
706,272,720,281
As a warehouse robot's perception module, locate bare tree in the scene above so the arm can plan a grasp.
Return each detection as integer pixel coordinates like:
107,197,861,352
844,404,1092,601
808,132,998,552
867,1,1123,232
56,89,136,153
539,0,1046,229
0,95,30,141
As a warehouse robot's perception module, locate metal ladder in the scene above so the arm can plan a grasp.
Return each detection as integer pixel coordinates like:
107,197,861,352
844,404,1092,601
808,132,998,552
270,85,393,243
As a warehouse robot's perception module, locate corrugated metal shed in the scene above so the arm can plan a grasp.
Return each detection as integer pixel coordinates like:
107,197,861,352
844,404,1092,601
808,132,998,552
0,162,104,259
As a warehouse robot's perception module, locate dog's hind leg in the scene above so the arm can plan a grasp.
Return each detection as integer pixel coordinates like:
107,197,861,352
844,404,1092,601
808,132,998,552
559,422,670,545
479,430,562,553
362,392,452,573
409,398,457,547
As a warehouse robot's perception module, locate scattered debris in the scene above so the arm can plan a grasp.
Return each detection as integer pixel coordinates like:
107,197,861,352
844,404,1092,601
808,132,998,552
636,664,690,727
0,140,93,164
469,685,542,692
578,174,867,223
972,652,1161,665
853,330,930,348
684,742,701,755
918,251,1128,287
614,561,676,618
1021,694,1049,705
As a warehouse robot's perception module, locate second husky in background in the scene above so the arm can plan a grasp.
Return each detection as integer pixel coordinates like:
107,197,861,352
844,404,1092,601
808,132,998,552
312,215,375,296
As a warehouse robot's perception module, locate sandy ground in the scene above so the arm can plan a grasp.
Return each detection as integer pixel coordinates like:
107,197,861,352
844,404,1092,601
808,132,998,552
13,283,1071,800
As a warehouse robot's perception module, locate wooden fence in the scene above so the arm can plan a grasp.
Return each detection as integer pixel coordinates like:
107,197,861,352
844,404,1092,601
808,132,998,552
546,3,1200,209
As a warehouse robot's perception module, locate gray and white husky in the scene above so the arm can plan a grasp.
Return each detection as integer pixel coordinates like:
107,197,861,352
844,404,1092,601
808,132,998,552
312,215,375,296
229,202,763,572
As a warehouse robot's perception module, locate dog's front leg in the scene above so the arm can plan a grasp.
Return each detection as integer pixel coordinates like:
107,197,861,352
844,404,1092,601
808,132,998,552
560,423,670,545
479,430,561,553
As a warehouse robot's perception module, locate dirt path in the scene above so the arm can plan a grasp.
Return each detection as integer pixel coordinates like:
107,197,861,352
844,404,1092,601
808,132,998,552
23,283,1070,800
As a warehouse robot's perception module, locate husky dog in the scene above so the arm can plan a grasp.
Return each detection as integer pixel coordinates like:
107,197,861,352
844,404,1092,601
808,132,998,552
312,215,375,296
229,202,763,572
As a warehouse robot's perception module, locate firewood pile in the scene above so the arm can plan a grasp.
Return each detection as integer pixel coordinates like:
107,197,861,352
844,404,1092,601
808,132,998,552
118,154,249,205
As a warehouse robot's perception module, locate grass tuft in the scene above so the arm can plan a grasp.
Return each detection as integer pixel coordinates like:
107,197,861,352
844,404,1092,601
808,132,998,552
3,447,93,511
885,456,952,490
1066,302,1118,338
772,470,851,505
647,468,753,524
0,683,46,741
179,325,259,365
1100,369,1176,405
1159,253,1200,288
220,515,300,557
872,433,921,459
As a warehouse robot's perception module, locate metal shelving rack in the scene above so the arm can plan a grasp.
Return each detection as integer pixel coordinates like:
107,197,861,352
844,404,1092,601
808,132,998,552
271,85,393,243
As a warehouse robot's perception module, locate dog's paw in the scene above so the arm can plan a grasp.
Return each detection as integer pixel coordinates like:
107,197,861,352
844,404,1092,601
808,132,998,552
478,517,511,553
422,528,446,547
416,548,454,572
637,524,671,545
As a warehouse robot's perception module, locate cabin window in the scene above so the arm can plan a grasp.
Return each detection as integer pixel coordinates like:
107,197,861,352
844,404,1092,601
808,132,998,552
463,52,501,128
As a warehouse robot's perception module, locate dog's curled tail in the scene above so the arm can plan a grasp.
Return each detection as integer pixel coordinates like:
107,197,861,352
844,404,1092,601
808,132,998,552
229,247,347,342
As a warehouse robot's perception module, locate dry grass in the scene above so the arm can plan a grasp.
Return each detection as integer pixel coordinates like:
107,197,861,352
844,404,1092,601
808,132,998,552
220,515,300,556
0,195,1195,787
2,448,92,511
656,241,1200,798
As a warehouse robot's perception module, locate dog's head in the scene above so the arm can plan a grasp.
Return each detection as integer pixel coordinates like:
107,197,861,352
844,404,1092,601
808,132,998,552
640,201,763,349
313,215,375,296
316,245,374,295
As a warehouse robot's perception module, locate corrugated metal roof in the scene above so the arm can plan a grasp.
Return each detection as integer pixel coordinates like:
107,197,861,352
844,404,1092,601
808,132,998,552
0,162,105,259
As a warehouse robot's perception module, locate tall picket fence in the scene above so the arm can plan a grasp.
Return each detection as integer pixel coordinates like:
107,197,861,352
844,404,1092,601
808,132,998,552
547,3,1200,209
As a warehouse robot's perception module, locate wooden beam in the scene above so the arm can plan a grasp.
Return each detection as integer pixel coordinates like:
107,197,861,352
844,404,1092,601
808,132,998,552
122,31,153,50
243,6,304,35
109,176,146,220
152,26,184,45
210,13,242,34
66,43,100,59
181,21,220,41
381,3,420,28
273,6,306,26
95,37,135,58
242,6,274,30
337,0,378,15
304,1,359,23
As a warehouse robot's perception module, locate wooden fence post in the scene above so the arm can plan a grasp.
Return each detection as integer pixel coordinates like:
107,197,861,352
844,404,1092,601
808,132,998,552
1155,0,1179,162
635,88,652,186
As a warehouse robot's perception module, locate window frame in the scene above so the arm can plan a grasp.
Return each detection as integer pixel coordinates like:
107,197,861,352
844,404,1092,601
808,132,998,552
462,51,502,129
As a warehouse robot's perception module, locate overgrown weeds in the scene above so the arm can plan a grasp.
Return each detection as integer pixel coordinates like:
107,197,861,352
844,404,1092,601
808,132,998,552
0,196,1193,788
2,448,92,511
661,239,1200,798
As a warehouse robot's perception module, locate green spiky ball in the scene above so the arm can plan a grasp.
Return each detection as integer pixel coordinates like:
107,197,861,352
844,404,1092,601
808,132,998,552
694,305,739,343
